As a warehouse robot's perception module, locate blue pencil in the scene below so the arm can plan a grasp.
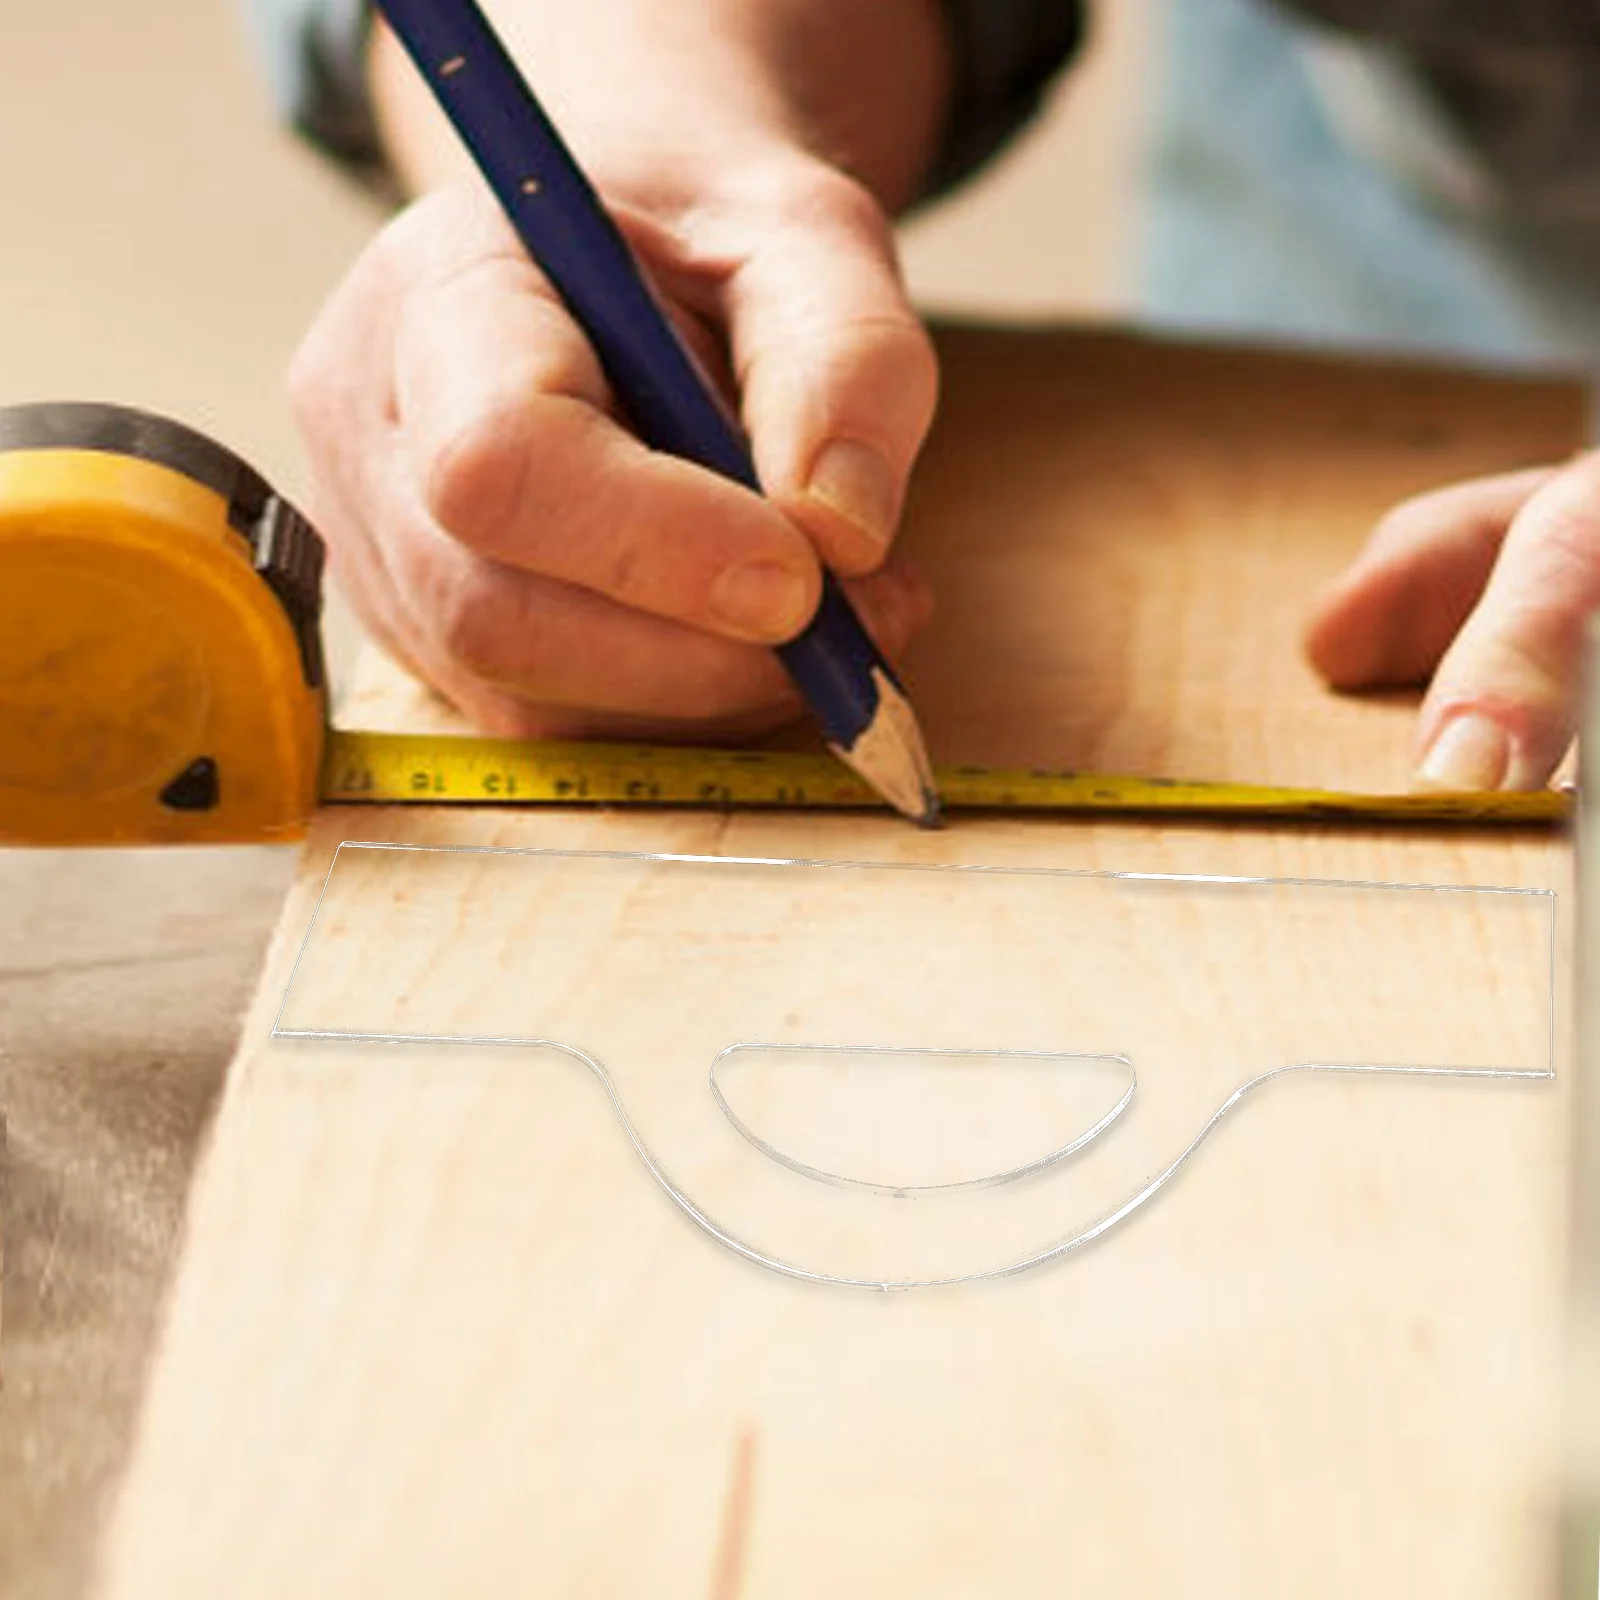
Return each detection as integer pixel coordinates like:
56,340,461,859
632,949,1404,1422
371,0,942,826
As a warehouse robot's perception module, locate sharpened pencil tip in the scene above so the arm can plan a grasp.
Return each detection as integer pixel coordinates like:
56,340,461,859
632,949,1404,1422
828,668,943,827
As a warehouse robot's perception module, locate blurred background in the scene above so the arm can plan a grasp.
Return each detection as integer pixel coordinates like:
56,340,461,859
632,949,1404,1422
0,3,1153,1595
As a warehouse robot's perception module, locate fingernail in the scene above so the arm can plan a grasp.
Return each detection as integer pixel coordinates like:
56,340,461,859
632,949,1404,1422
807,440,898,548
1413,711,1511,792
710,560,811,638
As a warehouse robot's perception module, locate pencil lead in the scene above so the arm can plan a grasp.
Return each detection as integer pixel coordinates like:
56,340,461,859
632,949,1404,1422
829,668,942,826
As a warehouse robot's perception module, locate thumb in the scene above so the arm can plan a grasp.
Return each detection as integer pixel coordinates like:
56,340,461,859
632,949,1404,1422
719,169,940,576
1413,452,1600,791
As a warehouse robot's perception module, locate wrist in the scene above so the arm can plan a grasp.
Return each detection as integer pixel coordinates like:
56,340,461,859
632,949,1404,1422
717,0,953,211
368,0,951,214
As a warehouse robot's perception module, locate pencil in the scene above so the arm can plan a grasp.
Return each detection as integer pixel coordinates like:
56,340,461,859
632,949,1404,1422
371,0,943,826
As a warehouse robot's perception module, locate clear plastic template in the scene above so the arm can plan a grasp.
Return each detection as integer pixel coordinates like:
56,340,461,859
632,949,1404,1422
273,844,1555,1290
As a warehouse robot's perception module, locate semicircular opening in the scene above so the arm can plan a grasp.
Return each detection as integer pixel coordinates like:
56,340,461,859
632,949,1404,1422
709,1043,1135,1196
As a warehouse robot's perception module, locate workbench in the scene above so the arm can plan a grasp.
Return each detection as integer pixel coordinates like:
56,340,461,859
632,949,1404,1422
90,326,1578,1597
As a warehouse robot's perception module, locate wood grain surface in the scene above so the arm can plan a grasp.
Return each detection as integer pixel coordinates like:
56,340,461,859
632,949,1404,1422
94,327,1581,1597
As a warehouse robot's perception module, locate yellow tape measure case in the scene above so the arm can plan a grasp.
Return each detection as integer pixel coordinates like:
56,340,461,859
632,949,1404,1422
0,403,326,844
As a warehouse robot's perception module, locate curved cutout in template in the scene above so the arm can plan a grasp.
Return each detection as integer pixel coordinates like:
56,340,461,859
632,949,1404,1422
268,1026,1552,1293
271,844,1558,1293
708,1043,1136,1197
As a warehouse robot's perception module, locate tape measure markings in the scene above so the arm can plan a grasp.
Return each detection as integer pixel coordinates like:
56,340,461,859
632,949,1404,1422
318,730,1569,822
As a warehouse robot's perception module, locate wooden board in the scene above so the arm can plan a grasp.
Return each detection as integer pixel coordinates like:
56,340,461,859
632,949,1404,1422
94,327,1580,1597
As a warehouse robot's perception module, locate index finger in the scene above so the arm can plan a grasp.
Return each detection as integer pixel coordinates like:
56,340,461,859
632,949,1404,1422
392,246,824,645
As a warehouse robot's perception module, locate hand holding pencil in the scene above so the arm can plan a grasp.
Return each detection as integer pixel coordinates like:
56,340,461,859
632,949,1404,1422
288,0,951,818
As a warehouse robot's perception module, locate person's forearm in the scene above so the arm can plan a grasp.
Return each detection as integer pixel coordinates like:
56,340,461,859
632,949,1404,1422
367,0,953,213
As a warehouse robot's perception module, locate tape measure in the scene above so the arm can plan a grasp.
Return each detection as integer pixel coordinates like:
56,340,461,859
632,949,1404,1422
0,401,1570,845
319,728,1567,822
0,403,326,844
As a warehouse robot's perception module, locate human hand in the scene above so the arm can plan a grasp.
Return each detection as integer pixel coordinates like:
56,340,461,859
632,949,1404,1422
289,114,941,738
1304,456,1600,789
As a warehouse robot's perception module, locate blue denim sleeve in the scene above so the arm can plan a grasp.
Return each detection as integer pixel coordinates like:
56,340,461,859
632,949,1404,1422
929,0,1085,196
235,0,1081,198
235,0,386,184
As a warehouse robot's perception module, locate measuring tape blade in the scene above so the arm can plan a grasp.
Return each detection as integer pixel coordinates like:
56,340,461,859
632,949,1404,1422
319,729,1569,823
1,399,1570,844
